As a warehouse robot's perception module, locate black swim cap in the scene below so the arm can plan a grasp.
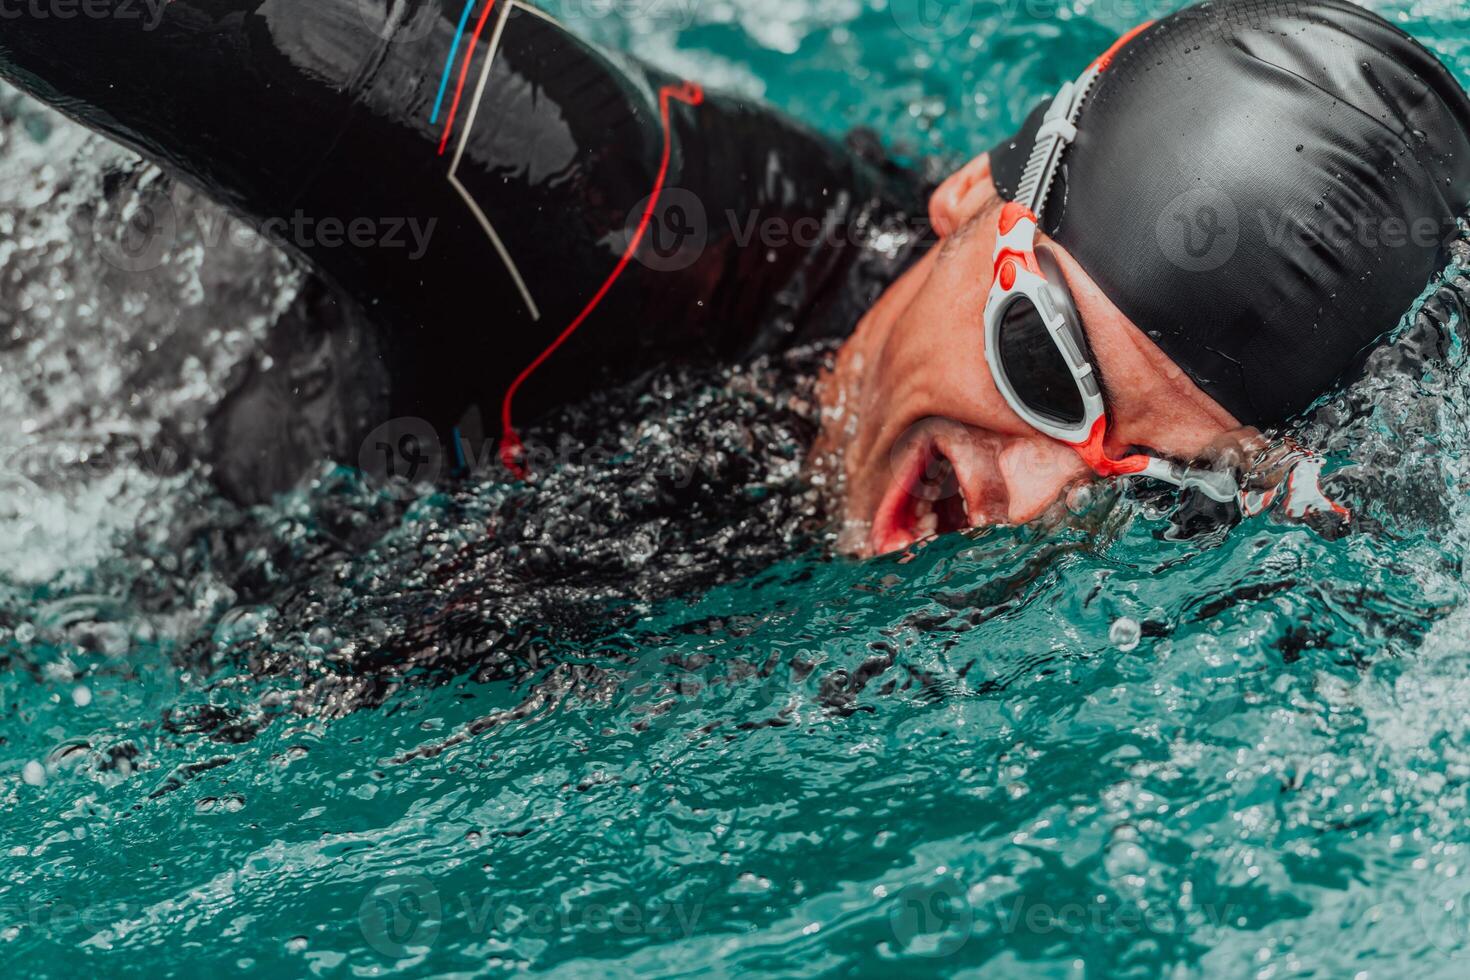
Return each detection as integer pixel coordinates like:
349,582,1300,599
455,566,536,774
991,0,1470,425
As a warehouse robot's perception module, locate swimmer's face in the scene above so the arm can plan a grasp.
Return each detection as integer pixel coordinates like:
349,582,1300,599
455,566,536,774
818,153,1248,557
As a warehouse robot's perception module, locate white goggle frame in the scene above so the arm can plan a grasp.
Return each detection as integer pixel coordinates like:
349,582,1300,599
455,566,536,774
980,46,1239,504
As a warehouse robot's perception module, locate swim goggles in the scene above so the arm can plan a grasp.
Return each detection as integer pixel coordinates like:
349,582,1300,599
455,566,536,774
981,27,1240,504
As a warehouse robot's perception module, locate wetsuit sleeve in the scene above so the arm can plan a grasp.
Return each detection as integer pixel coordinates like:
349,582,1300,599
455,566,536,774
0,0,927,499
308,2,927,469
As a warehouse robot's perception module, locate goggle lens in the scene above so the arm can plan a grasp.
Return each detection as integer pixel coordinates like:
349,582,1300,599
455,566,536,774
998,298,1085,426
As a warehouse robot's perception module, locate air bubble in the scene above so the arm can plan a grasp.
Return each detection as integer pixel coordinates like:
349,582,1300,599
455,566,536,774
1066,483,1094,515
1110,617,1142,651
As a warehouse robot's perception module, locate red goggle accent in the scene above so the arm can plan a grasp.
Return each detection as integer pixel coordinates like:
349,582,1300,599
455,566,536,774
993,202,1043,286
1068,416,1152,477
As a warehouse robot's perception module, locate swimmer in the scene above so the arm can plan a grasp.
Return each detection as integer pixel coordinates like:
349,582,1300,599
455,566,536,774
0,0,1467,553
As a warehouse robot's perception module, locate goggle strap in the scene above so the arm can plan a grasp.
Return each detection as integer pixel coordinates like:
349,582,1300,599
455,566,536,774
1016,20,1154,219
1016,70,1095,216
1068,417,1243,503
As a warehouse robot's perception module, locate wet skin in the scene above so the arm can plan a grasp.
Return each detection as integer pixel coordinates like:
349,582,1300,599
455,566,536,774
818,154,1249,557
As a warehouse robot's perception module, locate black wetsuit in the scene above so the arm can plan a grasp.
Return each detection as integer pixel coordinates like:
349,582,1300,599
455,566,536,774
0,0,927,499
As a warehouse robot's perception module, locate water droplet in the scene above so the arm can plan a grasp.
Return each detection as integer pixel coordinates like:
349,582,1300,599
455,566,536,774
1105,826,1152,877
71,686,92,708
1110,617,1142,651
1066,483,1094,515
284,936,308,954
21,761,44,786
213,605,274,649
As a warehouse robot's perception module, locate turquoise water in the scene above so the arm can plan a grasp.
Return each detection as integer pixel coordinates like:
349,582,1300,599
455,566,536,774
4,1,1470,976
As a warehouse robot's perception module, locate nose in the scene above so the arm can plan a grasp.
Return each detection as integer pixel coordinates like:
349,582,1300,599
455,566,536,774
905,303,1093,524
956,336,1095,521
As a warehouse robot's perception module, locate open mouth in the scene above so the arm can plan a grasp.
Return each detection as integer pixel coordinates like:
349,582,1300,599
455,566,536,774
869,426,978,555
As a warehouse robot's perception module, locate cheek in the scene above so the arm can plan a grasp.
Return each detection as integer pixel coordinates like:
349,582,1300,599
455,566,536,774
1104,391,1224,461
890,282,975,358
997,438,1090,523
877,253,997,393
